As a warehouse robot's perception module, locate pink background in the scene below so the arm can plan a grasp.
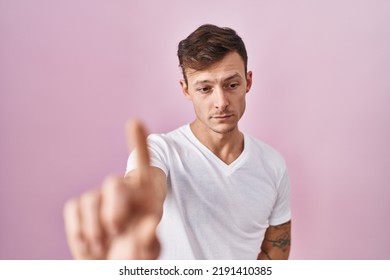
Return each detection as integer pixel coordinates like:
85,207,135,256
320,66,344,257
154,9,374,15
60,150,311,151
1,0,389,259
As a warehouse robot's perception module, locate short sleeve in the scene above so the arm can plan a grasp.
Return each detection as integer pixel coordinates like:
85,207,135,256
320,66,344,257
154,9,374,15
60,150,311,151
125,134,169,176
268,166,292,226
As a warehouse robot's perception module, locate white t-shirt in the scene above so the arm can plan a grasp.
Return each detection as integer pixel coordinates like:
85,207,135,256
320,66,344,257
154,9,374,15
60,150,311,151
126,124,291,260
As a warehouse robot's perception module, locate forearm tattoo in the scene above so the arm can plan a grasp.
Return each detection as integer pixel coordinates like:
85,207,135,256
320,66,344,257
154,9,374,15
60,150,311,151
262,250,273,260
264,221,291,253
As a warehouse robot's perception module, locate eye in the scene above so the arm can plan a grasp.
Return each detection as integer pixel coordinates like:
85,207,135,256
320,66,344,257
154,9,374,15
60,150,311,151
226,83,239,90
197,86,212,94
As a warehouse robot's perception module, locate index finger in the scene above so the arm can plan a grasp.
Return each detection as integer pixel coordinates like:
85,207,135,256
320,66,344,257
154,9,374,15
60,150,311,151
126,119,150,180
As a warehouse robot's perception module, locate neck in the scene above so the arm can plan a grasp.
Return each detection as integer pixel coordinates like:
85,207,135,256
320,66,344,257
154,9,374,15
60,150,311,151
190,120,244,165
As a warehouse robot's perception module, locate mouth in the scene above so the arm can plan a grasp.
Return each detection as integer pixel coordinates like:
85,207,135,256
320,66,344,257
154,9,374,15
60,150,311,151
212,114,233,119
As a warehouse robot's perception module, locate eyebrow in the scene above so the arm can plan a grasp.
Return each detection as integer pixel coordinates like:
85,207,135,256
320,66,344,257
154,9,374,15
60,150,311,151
224,73,243,82
193,73,243,86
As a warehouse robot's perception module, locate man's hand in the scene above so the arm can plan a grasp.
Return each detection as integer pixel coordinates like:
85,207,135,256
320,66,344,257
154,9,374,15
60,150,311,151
63,120,166,259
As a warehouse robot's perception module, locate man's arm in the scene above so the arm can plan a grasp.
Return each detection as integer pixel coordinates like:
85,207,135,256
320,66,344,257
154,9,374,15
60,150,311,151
257,220,291,260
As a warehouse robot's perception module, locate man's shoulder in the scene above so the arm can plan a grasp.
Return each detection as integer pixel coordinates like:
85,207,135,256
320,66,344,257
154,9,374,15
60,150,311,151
147,124,189,145
244,133,287,169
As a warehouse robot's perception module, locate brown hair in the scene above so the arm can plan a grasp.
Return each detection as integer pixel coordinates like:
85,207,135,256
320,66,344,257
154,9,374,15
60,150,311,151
178,24,248,84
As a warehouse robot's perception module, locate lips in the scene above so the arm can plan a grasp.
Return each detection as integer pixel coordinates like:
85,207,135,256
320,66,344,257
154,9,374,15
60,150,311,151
213,114,233,119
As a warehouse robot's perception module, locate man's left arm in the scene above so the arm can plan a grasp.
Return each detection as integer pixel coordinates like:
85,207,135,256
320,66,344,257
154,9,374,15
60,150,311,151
257,220,291,260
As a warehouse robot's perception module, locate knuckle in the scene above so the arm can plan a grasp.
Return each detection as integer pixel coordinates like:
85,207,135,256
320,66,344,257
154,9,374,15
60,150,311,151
63,197,79,218
90,230,103,240
102,176,131,200
100,204,127,235
102,176,127,197
101,209,122,229
85,228,102,241
102,174,122,188
80,189,100,208
70,229,83,241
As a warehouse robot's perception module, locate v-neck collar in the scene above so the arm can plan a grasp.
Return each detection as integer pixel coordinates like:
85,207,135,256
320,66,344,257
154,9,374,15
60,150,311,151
184,124,248,174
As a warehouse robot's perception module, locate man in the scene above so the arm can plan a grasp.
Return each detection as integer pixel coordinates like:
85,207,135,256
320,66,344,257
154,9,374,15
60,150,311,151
64,24,291,260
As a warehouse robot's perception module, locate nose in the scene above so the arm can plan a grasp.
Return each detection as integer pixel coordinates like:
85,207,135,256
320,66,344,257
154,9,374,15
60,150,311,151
213,87,229,111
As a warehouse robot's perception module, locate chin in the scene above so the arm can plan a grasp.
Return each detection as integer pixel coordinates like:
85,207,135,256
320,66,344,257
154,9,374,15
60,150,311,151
209,123,237,135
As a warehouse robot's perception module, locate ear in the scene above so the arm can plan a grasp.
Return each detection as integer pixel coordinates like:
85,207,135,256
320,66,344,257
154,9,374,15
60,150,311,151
245,71,253,93
180,79,192,100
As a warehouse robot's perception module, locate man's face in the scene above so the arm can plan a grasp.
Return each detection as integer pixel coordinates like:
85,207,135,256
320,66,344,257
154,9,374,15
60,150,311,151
180,52,252,135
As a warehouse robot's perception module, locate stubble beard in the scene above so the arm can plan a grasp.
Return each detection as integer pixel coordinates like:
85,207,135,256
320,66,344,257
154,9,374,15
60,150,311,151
209,123,237,135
